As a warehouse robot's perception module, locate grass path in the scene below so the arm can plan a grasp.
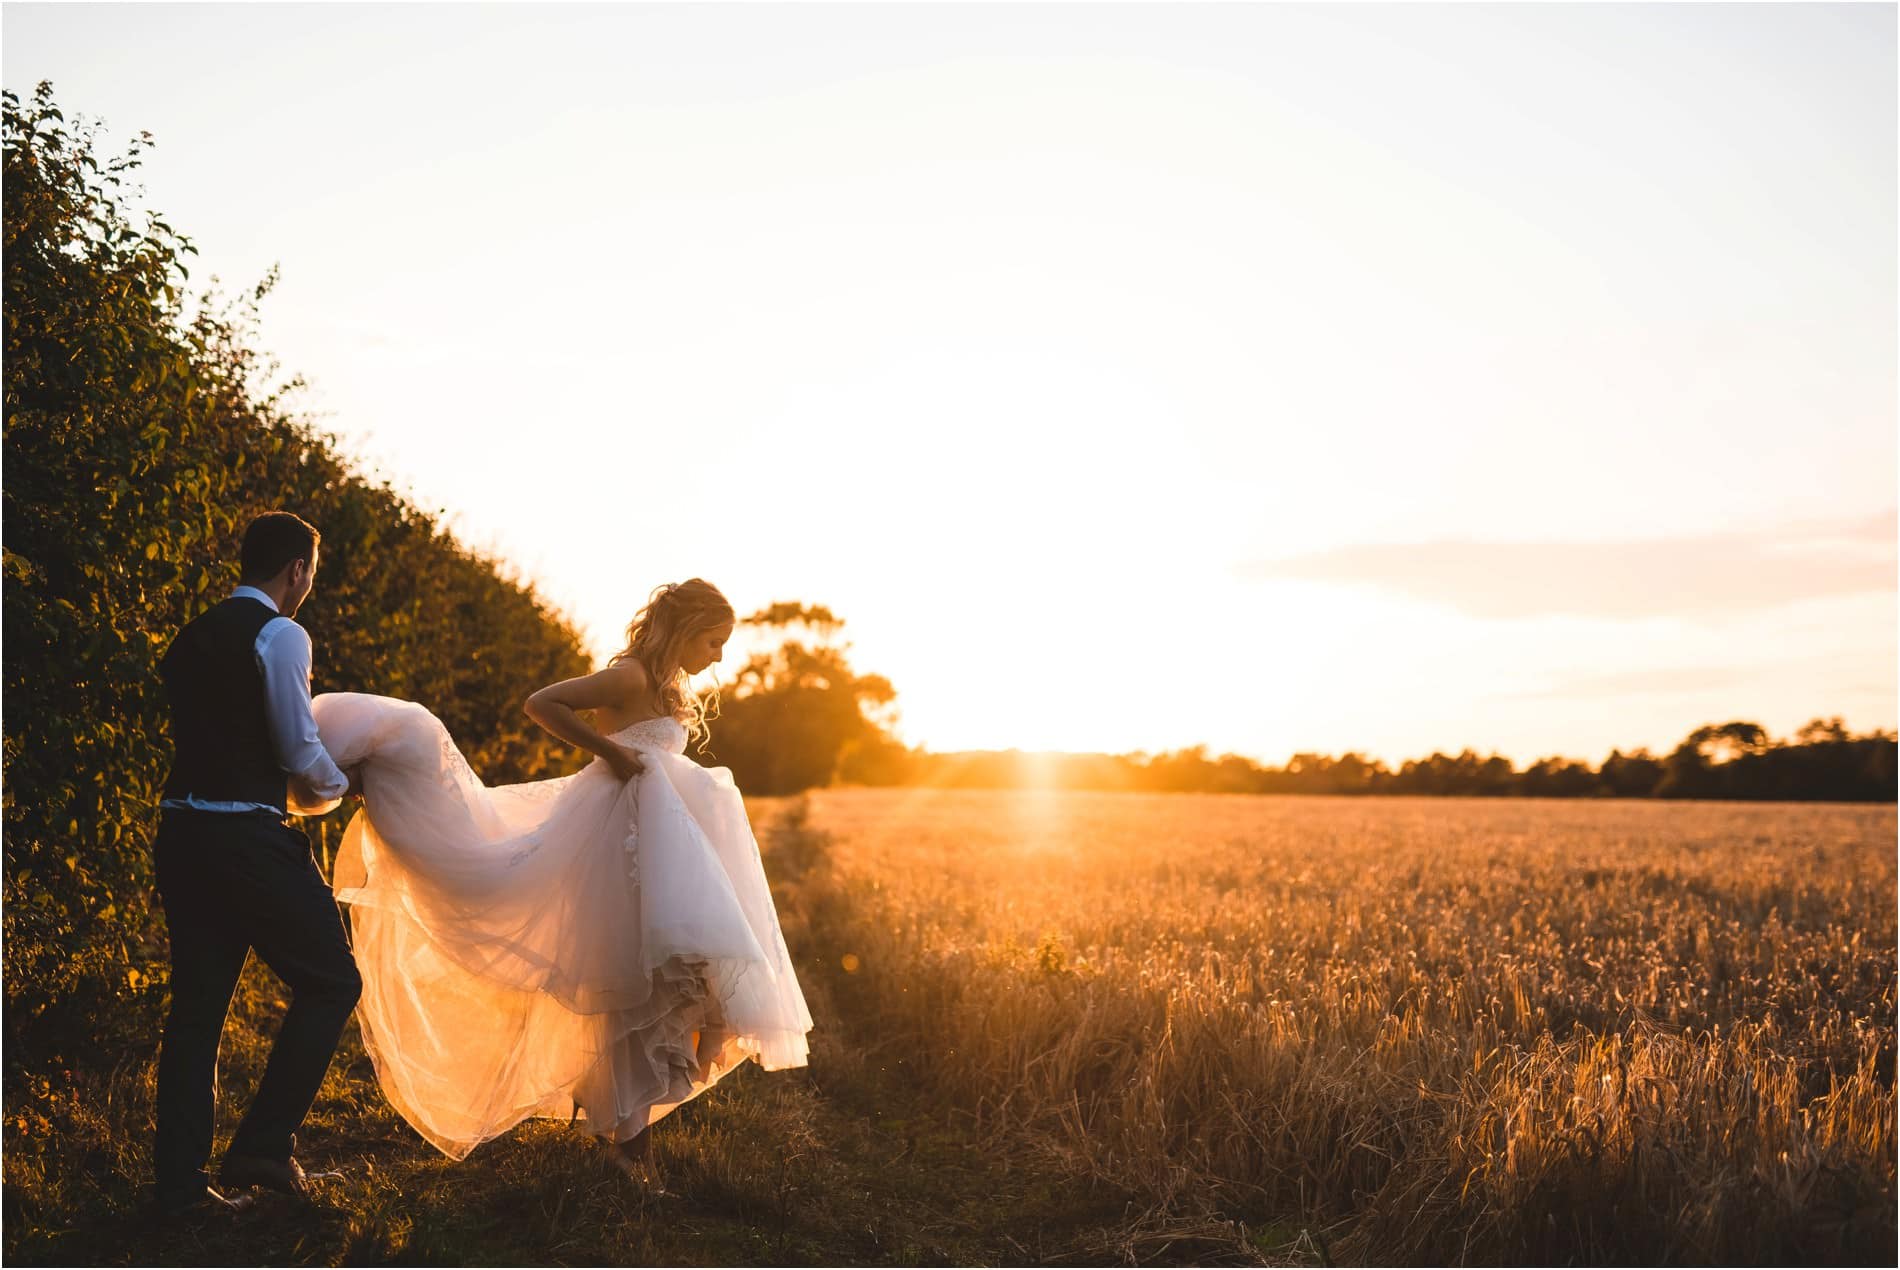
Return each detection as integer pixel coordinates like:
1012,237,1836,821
6,799,1290,1266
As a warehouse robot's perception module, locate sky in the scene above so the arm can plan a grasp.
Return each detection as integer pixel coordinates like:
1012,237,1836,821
5,1,1895,766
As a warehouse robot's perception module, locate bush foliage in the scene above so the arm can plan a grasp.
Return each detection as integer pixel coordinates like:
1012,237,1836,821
695,602,906,796
2,81,592,1073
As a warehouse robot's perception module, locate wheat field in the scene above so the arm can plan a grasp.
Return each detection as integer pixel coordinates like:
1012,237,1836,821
4,790,1892,1265
792,788,1897,1264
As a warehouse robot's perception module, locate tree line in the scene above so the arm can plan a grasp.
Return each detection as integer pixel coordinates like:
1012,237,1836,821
695,625,1895,802
861,716,1896,801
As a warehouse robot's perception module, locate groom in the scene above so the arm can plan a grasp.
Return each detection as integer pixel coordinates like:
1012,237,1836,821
150,510,363,1218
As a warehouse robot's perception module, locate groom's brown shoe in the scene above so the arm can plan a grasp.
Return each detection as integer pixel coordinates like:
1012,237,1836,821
219,1136,310,1200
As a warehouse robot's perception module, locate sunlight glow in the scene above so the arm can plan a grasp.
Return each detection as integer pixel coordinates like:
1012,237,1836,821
6,3,1891,766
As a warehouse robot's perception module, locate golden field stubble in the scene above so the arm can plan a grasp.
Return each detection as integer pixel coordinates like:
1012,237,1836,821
799,788,1896,1263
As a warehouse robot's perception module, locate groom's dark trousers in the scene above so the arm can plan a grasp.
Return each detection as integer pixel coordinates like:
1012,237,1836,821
152,807,361,1203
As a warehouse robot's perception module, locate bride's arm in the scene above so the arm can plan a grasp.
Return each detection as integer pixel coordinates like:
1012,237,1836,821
524,663,649,781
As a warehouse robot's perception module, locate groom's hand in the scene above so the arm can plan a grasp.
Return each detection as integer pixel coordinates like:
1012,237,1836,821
344,765,365,798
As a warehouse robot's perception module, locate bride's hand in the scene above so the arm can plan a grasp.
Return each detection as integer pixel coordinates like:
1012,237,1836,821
606,744,647,783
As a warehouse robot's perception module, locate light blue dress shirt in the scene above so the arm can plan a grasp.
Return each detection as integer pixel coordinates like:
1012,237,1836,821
157,585,351,815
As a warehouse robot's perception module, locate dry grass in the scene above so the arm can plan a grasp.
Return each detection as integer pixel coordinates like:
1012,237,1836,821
3,798,1182,1267
799,788,1897,1264
7,791,1891,1265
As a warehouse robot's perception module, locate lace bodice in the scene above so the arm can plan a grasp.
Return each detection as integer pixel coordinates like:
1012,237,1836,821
609,715,689,755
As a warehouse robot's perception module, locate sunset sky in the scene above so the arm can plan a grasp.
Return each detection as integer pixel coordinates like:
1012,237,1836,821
6,2,1894,766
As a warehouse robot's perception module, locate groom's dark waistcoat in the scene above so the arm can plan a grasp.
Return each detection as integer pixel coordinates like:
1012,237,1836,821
159,595,288,812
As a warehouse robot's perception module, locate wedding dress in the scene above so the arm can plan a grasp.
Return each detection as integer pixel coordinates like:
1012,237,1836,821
292,692,813,1159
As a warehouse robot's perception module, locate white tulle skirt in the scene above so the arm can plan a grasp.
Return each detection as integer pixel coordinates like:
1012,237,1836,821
298,692,813,1159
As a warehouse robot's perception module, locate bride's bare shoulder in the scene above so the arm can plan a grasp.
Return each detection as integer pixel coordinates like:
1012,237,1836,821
598,658,650,695
585,659,667,733
526,658,650,717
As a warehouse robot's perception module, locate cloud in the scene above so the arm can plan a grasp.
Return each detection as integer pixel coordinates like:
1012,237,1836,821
1492,663,1780,702
1235,508,1896,620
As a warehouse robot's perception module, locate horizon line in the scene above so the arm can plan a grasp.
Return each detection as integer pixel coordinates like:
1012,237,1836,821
884,716,1898,770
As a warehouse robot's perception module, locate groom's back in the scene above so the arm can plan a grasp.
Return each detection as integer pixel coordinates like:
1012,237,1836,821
159,596,286,811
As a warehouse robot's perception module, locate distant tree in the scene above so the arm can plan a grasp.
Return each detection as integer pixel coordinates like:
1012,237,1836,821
1390,749,1518,796
1658,721,1771,799
1328,752,1386,794
836,730,920,786
1753,719,1896,802
1214,752,1271,794
1598,748,1664,798
1693,721,1773,765
1520,756,1600,798
1795,716,1851,746
1854,730,1898,797
1143,745,1217,792
1262,750,1388,795
695,601,901,795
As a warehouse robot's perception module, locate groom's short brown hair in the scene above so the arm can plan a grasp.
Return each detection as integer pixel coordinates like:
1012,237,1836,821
239,511,321,584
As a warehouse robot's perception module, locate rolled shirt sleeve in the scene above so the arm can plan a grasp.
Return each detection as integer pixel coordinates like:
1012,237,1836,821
255,617,350,805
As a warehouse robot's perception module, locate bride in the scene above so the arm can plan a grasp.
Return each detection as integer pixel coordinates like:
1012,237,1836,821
294,578,813,1181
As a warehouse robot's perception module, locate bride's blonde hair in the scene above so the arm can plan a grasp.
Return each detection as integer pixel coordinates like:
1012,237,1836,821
609,578,733,746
